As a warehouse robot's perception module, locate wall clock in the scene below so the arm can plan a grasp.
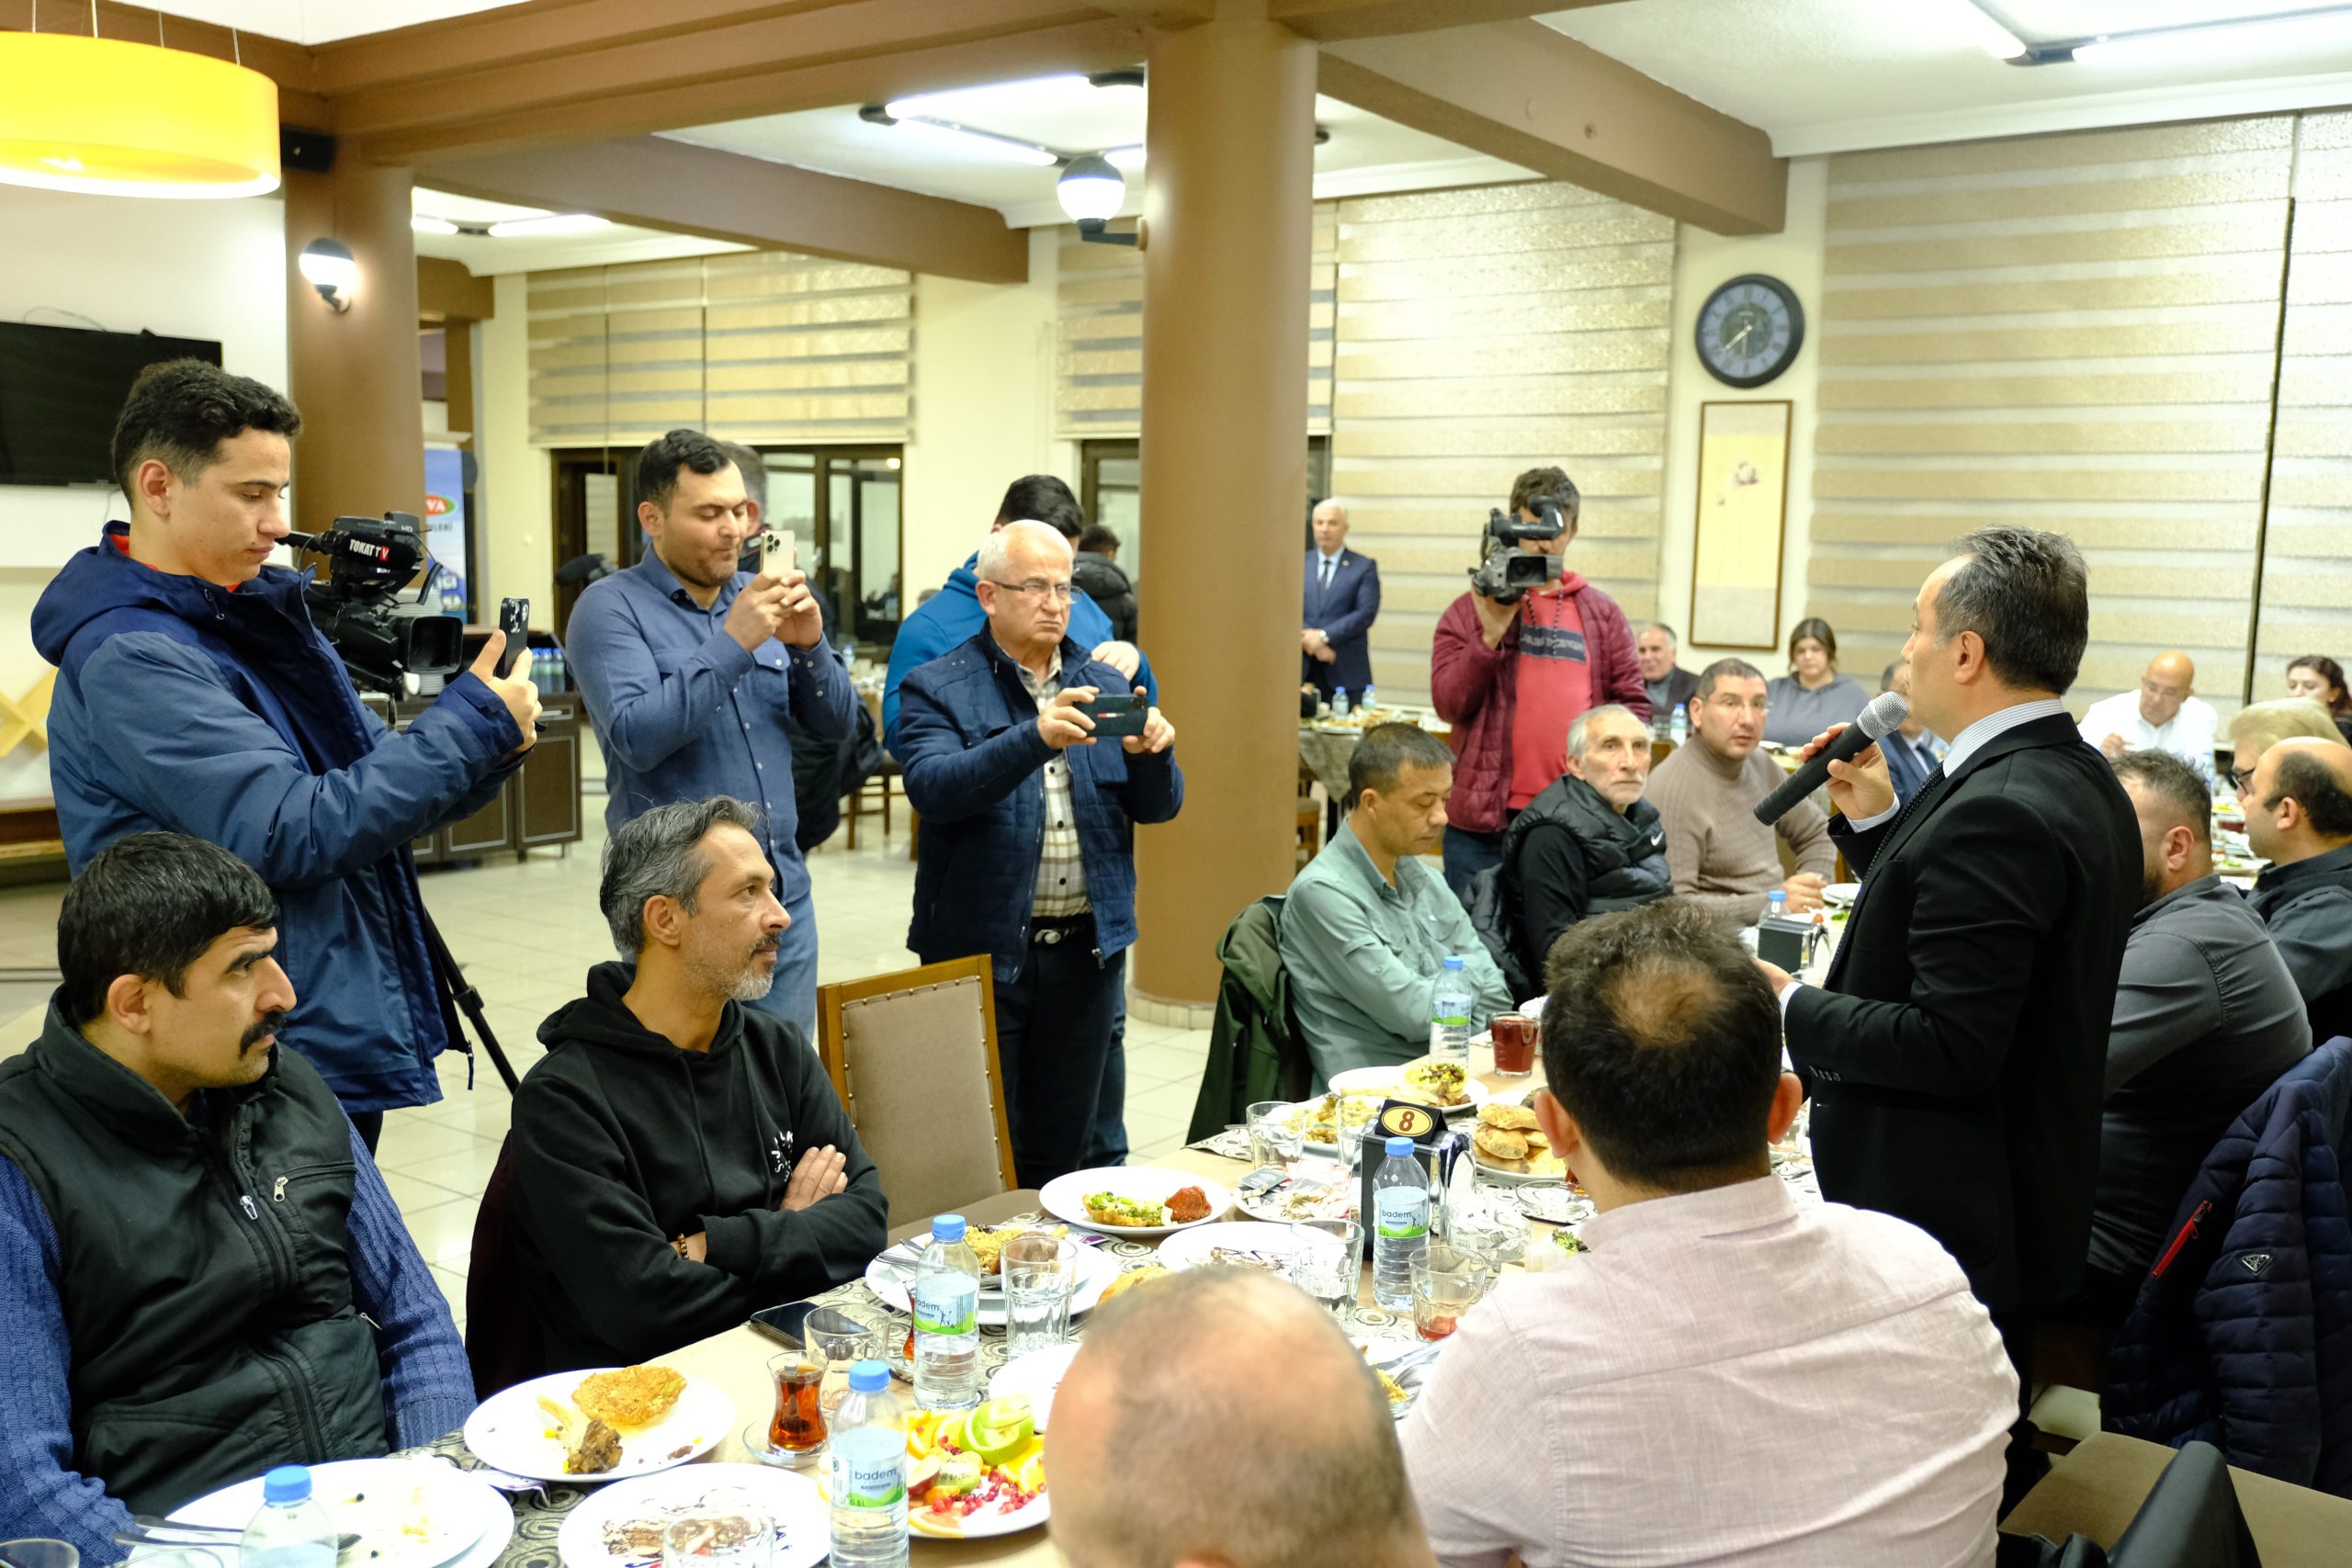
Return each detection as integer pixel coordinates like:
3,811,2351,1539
1695,273,1804,389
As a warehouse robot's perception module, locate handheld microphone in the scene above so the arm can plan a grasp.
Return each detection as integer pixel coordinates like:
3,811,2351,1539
1751,690,1909,826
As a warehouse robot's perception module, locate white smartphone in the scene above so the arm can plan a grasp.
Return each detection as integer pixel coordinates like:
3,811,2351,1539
760,529,797,576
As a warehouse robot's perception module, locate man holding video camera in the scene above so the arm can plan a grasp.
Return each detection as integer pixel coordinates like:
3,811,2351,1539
1430,467,1650,899
32,361,540,1143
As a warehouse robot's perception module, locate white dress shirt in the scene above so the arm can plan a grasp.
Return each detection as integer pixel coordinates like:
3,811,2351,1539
2077,690,2218,781
1399,1177,2016,1568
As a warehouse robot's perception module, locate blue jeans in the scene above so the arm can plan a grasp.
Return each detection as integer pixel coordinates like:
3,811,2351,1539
1441,825,1506,904
1080,992,1128,1168
743,884,819,1036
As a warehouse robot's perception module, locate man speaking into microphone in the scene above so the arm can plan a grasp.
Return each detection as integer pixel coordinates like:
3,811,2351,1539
1761,527,2136,1495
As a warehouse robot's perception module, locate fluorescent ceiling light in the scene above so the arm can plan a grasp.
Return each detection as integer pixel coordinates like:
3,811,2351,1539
485,213,613,238
411,214,460,235
883,115,1058,166
885,73,1093,123
1950,0,2028,60
1105,143,1145,171
2073,8,2352,65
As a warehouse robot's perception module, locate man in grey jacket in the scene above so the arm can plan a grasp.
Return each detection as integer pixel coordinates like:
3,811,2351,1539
2081,751,2311,1325
2243,737,2352,1047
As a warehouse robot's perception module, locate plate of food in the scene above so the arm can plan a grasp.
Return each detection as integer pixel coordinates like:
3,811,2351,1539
1236,1169,1357,1224
1038,1167,1233,1238
464,1365,733,1483
1510,1183,1592,1227
863,1229,1125,1325
1282,1090,1385,1154
988,1344,1083,1431
1154,1219,1298,1273
1355,1340,1439,1423
167,1459,510,1568
555,1463,829,1568
1822,882,1862,908
1328,1058,1490,1117
1467,1100,1568,1184
904,1397,1049,1539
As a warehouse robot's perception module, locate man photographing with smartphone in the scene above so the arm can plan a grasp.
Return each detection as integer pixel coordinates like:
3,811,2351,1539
565,429,854,1032
33,360,540,1145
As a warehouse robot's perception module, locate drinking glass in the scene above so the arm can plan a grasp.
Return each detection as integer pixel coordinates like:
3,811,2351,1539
764,1354,827,1466
804,1307,881,1418
1287,1218,1363,1315
0,1543,79,1568
1443,1190,1530,1270
1247,1100,1304,1171
1489,1012,1538,1076
1409,1244,1491,1341
661,1505,772,1568
1002,1233,1080,1356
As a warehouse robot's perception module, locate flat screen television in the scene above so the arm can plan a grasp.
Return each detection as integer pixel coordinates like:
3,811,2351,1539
0,321,224,487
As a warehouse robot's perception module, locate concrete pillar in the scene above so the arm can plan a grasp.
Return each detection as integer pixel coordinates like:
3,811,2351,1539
283,161,426,531
1131,16,1317,1005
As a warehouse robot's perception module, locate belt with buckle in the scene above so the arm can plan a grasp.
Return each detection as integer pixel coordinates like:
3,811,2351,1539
1030,913,1094,946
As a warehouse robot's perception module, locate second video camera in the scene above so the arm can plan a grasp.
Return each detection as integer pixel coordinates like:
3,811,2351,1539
286,512,463,696
1468,500,1569,604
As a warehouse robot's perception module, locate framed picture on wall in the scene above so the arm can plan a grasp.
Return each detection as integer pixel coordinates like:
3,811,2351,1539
1690,400,1792,650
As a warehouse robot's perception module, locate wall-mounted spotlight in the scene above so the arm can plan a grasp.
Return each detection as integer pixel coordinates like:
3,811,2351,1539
298,238,358,312
1057,154,1133,246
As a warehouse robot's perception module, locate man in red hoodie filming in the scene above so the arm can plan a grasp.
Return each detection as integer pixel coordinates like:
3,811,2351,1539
1430,467,1650,899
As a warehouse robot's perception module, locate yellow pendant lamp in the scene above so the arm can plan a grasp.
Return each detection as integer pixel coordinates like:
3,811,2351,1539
0,30,279,198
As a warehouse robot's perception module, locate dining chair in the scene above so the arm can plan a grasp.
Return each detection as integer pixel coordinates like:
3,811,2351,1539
817,955,1018,1225
463,1138,549,1401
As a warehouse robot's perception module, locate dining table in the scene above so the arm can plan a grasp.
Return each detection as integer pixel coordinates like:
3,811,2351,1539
413,1012,1829,1568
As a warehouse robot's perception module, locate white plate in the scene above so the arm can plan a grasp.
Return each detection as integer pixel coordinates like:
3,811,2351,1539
464,1370,735,1484
1327,1065,1491,1117
1155,1219,1298,1273
166,1459,509,1568
864,1239,1125,1325
1823,882,1862,907
556,1462,827,1568
910,1489,1049,1541
1510,1185,1594,1226
989,1345,1083,1430
1038,1167,1234,1238
1236,1171,1356,1224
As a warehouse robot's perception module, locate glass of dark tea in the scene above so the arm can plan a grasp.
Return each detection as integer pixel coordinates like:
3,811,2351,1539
1489,1012,1538,1076
765,1355,827,1465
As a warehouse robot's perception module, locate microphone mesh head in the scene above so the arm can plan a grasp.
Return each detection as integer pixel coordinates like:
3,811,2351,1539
1857,689,1909,740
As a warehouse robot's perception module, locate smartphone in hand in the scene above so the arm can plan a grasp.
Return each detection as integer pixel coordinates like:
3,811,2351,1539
496,597,530,678
760,529,797,577
1078,691,1148,739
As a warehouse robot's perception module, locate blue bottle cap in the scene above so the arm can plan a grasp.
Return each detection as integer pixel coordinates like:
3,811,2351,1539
849,1359,890,1394
262,1464,311,1504
1385,1134,1415,1157
1442,955,1464,970
932,1214,967,1242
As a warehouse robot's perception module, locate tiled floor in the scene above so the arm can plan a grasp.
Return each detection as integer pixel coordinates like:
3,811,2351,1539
0,790,1215,1337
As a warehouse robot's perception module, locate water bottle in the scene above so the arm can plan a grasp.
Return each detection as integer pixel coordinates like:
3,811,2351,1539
1669,704,1689,744
829,1359,909,1568
550,647,568,692
1372,1135,1431,1311
1330,687,1350,718
910,1214,981,1411
1766,888,1788,925
1361,682,1376,711
1430,956,1474,1064
238,1465,339,1568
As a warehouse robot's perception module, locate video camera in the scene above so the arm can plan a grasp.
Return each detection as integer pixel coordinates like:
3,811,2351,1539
285,512,462,696
1468,499,1569,604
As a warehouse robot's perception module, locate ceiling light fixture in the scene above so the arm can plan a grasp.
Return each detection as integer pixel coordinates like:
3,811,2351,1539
856,103,1059,166
1104,144,1146,171
410,215,461,236
298,239,357,312
1952,1,2029,61
2072,6,2352,67
484,213,614,239
1057,153,1134,246
0,29,280,197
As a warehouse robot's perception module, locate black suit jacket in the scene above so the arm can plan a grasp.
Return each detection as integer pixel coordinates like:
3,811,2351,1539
1784,711,2139,1313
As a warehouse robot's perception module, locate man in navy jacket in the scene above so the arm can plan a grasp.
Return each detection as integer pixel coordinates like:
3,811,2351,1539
32,361,538,1140
897,523,1182,1186
1303,499,1379,701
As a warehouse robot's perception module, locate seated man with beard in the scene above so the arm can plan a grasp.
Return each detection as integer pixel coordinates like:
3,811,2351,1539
508,797,888,1371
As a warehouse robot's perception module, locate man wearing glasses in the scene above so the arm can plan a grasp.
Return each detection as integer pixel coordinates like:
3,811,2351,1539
896,523,1182,1187
2078,651,2217,784
1643,659,1837,927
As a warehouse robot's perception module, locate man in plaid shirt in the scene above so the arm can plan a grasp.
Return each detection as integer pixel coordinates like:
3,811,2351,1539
896,523,1183,1185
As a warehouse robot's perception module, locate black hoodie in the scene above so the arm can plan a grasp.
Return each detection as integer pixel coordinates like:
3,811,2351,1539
510,962,888,1370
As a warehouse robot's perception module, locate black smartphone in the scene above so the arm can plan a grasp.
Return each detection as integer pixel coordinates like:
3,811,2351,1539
748,1296,820,1350
495,597,530,678
1079,691,1148,739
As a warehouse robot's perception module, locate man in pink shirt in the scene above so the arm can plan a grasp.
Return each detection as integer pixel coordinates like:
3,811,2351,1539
1430,467,1648,899
1399,901,2015,1568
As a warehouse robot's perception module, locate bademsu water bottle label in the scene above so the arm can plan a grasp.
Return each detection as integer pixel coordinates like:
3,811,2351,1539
1375,1188,1430,1240
834,1426,908,1507
911,1275,977,1336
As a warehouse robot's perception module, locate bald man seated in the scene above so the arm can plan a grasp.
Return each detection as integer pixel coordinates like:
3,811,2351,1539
2078,652,2218,783
2244,737,2352,1045
1047,1268,1435,1568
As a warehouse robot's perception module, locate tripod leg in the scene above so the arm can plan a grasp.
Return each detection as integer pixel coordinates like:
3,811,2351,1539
418,907,521,1094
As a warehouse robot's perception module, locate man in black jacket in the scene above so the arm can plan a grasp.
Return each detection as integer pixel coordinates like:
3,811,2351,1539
1470,704,1668,996
510,796,888,1371
1764,526,2138,1502
1072,525,1138,643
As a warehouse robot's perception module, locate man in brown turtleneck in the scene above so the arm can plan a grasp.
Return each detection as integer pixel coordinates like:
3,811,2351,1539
1644,658,1837,929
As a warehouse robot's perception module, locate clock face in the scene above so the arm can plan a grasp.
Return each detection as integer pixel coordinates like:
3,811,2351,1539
1697,274,1804,389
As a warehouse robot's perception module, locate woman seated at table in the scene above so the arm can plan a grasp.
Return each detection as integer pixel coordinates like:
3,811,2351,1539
2285,654,2352,744
1762,617,1870,749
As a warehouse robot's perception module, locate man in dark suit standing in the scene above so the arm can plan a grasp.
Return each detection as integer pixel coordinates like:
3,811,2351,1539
1760,527,2137,1504
1303,500,1380,702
